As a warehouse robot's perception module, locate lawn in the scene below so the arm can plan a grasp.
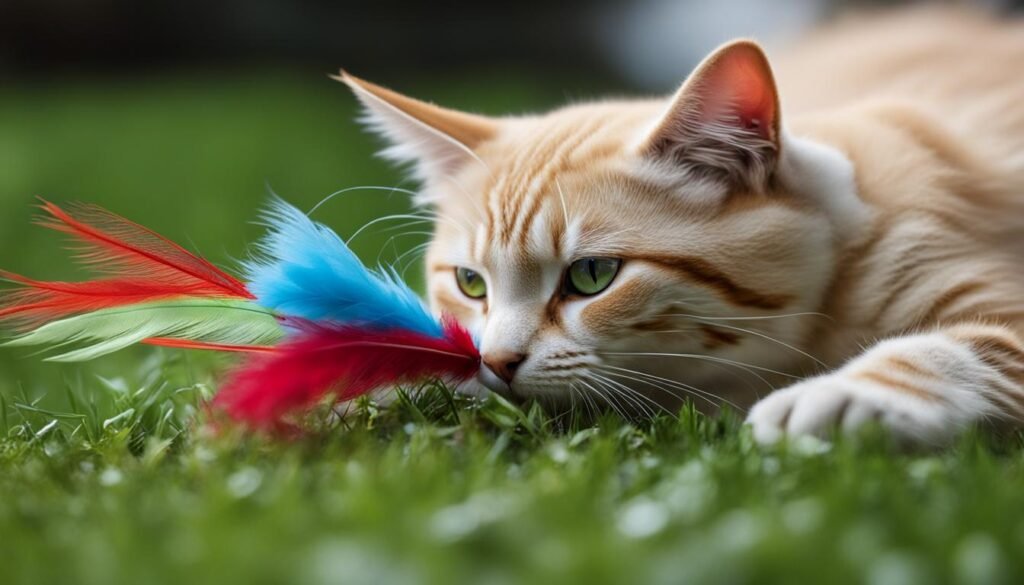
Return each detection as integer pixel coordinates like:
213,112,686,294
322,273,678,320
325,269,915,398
2,73,1024,585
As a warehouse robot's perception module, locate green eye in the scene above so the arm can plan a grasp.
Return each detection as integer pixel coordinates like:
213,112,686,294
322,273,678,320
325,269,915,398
567,258,621,296
455,267,487,299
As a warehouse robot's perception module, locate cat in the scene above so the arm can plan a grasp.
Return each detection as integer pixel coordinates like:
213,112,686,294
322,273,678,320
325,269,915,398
336,7,1024,447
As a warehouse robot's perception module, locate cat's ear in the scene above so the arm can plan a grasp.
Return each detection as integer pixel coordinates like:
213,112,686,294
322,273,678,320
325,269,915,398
335,71,498,181
639,40,781,191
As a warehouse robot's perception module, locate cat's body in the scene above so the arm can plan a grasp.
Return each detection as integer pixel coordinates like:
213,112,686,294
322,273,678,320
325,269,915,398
341,7,1024,445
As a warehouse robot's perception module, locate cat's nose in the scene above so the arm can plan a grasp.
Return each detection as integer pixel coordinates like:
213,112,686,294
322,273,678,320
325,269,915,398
482,351,527,384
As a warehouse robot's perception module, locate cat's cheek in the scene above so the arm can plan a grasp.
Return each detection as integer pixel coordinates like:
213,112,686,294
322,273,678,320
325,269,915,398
429,284,485,328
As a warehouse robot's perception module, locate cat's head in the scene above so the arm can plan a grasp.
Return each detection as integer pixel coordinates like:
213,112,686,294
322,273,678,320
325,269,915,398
339,41,849,412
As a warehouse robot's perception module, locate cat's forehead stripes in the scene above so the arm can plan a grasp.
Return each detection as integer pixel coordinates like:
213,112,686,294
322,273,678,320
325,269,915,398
500,119,604,247
479,111,636,256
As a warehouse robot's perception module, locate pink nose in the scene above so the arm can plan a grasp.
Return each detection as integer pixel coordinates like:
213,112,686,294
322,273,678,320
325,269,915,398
482,351,527,384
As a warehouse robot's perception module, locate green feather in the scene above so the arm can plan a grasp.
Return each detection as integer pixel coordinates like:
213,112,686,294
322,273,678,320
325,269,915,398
4,299,284,362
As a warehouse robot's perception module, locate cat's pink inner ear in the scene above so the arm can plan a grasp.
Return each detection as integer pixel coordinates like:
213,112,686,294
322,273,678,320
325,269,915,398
640,41,781,189
693,42,780,142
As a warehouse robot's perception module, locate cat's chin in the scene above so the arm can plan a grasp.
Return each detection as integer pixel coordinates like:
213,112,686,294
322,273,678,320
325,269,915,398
475,369,577,405
477,368,512,396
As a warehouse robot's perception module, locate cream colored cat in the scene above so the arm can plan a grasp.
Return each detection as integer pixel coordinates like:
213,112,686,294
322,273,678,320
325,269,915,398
337,7,1024,446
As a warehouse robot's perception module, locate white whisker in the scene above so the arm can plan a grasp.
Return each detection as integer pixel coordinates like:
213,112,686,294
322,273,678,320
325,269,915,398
347,214,441,245
589,371,670,417
555,178,571,234
690,318,828,368
656,311,833,323
578,378,627,420
598,364,747,413
599,351,801,379
308,185,418,216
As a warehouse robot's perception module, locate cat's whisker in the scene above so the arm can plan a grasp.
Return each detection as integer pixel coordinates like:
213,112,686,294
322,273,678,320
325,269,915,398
689,318,829,369
609,344,770,397
599,363,725,406
554,178,572,235
580,376,625,417
578,378,629,420
307,185,419,216
572,381,601,427
374,232,435,267
566,382,579,424
597,367,715,414
377,218,434,239
646,308,830,368
569,383,593,424
400,207,476,238
599,351,802,380
597,364,747,413
588,370,671,418
347,214,453,245
655,310,834,323
440,174,491,226
574,378,610,418
397,242,433,280
597,364,719,407
582,380,603,421
584,371,649,417
694,358,769,399
591,378,636,420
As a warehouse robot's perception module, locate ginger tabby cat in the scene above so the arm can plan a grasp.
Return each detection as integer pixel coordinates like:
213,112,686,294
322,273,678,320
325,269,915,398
338,8,1024,446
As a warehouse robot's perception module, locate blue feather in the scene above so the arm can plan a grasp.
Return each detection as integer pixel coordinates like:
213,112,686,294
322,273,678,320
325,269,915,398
245,198,442,338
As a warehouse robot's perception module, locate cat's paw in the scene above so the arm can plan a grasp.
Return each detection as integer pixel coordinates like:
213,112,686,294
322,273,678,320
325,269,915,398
745,373,960,446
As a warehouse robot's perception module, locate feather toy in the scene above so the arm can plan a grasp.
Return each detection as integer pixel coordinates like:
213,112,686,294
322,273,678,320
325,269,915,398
244,198,442,336
0,200,254,329
1,197,481,430
214,317,479,428
5,299,283,362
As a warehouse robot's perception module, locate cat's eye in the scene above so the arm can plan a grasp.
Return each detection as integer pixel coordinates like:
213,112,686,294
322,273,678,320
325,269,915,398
455,267,487,299
566,258,621,296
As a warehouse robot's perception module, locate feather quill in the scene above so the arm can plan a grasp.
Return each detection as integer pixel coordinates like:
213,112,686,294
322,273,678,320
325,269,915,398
245,198,442,337
3,298,283,361
214,317,479,427
0,200,252,328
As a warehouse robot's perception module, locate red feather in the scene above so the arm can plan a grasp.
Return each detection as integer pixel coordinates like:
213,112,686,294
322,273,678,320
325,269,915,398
142,337,277,353
214,318,480,428
0,200,252,328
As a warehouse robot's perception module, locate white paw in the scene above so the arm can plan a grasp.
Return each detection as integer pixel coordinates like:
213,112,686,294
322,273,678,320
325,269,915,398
746,373,961,446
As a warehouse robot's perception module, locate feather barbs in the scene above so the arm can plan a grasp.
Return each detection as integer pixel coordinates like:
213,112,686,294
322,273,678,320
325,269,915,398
0,200,254,329
1,197,483,432
214,317,480,428
36,200,252,297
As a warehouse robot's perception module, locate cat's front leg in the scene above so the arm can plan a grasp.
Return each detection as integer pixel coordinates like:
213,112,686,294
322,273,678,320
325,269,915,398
746,323,1024,446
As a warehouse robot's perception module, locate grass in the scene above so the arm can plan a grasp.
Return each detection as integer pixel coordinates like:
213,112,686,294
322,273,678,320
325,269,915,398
3,71,1024,585
4,358,1024,585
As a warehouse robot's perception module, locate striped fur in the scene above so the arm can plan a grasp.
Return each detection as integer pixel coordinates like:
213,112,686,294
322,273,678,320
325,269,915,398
342,7,1024,445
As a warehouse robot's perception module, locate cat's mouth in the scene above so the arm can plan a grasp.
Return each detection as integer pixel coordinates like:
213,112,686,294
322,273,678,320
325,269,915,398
477,367,513,396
